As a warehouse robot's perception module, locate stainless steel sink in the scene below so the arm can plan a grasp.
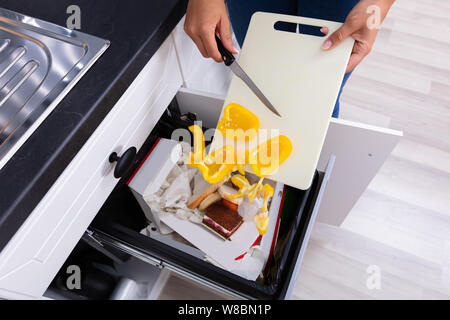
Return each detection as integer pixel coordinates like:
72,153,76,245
0,8,109,169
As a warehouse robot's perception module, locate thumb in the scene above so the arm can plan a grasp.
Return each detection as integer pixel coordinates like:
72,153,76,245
322,24,353,50
218,16,237,54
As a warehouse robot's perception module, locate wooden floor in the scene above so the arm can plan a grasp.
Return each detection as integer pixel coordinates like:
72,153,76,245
158,0,450,300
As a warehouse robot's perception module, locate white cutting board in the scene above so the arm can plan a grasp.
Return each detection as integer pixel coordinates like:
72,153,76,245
210,12,354,190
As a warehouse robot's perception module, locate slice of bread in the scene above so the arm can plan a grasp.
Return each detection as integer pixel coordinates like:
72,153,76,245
187,178,226,209
198,192,222,211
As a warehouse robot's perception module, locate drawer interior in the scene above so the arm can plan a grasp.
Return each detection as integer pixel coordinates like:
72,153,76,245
88,170,322,300
48,91,325,299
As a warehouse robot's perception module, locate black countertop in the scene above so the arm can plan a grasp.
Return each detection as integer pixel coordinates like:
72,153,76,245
0,0,187,251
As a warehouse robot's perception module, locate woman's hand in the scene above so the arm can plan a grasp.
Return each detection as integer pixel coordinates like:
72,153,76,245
184,0,237,62
322,0,395,73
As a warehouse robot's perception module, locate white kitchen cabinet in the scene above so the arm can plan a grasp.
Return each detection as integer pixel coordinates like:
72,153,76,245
0,17,401,300
0,33,183,300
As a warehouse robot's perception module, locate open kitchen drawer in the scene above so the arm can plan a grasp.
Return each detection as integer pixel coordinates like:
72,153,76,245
45,82,401,300
0,17,401,299
46,88,335,300
88,166,332,300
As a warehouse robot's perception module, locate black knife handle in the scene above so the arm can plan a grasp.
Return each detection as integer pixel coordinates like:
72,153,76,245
215,35,235,66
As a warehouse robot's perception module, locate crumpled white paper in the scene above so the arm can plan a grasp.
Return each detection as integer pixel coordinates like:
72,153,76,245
143,143,206,233
230,246,266,280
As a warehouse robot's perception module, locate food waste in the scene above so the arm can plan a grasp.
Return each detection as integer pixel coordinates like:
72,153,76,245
188,103,292,235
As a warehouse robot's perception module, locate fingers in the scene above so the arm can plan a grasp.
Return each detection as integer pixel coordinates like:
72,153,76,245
185,20,230,62
345,38,371,72
321,29,366,72
322,24,354,50
201,27,223,62
190,34,209,58
218,17,237,54
201,14,236,62
346,51,364,73
185,19,207,58
320,26,329,35
185,21,222,62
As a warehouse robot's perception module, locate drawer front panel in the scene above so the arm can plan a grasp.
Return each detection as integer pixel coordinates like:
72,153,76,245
282,156,335,299
0,36,182,299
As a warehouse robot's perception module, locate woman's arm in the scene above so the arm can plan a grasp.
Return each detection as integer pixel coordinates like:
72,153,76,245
322,0,395,73
184,0,237,62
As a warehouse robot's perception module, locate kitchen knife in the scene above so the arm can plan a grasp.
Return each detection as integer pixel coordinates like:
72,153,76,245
215,35,281,117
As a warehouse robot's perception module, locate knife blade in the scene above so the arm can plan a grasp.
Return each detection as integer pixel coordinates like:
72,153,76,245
215,35,281,117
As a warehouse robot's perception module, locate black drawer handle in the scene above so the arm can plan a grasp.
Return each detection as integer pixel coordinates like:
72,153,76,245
109,147,137,178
